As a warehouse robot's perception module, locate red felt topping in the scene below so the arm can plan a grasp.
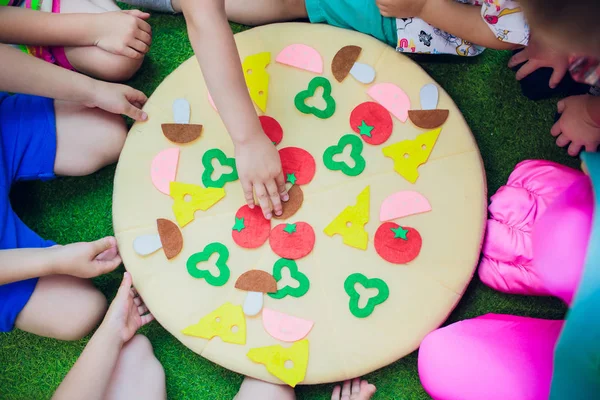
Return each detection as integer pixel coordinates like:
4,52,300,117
374,222,422,264
278,147,316,185
350,102,393,145
259,116,283,145
269,222,316,260
232,205,271,249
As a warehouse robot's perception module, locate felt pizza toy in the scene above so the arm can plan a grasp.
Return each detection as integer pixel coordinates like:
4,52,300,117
113,23,486,386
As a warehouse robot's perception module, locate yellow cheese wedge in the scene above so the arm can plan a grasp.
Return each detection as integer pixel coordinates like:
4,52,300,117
247,339,309,387
242,52,270,112
382,127,442,183
324,186,370,250
182,303,246,345
170,182,225,227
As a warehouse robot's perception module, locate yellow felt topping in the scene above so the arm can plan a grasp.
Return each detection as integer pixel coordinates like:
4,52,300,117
182,303,246,345
382,127,442,184
242,52,270,112
324,186,370,250
247,339,309,387
170,182,225,227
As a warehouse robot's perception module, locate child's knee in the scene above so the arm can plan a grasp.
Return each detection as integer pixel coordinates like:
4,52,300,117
55,283,107,340
122,335,165,379
83,112,127,174
97,54,144,82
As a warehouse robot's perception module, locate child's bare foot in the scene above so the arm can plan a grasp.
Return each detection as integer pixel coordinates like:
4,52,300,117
234,377,295,400
331,378,377,400
552,94,600,156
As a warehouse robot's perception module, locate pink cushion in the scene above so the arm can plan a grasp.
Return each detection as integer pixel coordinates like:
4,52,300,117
418,314,563,400
479,160,585,295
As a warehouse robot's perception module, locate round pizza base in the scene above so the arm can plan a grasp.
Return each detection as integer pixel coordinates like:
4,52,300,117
113,23,487,385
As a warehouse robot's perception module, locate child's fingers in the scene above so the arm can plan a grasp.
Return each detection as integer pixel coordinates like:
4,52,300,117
275,173,289,202
136,30,152,47
114,272,133,303
124,103,147,121
254,183,273,219
129,39,149,55
507,49,528,68
121,45,141,59
137,304,149,315
140,312,155,326
241,179,255,209
136,17,152,35
515,60,539,81
557,99,566,114
549,67,567,89
351,378,361,394
123,9,151,20
266,180,283,216
568,142,583,157
341,380,351,398
331,385,341,400
556,134,571,148
359,381,377,399
550,120,562,137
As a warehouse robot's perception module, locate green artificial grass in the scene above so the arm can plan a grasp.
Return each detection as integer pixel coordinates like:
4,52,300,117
0,10,576,400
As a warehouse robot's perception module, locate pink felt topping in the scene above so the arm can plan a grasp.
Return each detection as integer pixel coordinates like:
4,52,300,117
151,148,180,195
367,83,411,122
380,191,431,221
275,44,323,74
262,308,314,342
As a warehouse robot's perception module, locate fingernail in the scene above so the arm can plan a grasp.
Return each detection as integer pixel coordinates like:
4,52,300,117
282,194,290,201
266,213,272,219
275,210,282,216
249,204,254,209
142,112,148,121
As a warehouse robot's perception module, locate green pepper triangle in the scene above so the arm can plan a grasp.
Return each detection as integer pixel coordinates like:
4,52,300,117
323,134,366,177
268,258,310,299
186,242,231,286
294,76,336,119
344,273,389,318
201,148,239,188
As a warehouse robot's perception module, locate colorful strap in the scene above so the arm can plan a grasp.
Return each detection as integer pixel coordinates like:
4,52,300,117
550,152,600,398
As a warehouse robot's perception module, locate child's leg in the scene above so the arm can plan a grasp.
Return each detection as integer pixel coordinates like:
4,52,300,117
0,93,126,339
234,377,295,400
59,0,144,82
223,0,307,26
105,335,166,400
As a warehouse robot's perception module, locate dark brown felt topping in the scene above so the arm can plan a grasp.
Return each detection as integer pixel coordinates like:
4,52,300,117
408,109,449,130
161,124,203,144
332,45,362,82
157,218,183,260
235,270,277,293
273,185,304,220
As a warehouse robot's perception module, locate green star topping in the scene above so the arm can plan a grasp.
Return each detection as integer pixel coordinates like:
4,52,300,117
283,223,297,234
391,226,409,240
358,120,374,138
287,173,298,185
232,217,245,232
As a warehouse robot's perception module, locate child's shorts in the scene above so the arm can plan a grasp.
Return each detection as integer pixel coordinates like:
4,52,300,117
305,0,398,47
0,92,57,332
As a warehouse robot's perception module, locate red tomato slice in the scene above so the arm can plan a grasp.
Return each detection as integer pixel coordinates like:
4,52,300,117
269,222,316,260
374,222,422,264
260,116,283,145
350,102,393,145
232,205,271,249
278,147,316,185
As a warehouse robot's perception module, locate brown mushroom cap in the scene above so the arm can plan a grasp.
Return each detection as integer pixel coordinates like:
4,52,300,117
408,109,449,130
332,45,362,82
235,270,278,293
157,218,183,260
273,185,304,220
161,123,203,144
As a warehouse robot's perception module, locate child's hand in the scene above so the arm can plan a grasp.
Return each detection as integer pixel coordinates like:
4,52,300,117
235,134,288,219
101,272,154,344
376,0,428,18
332,379,377,400
85,80,148,121
508,36,569,89
51,237,122,278
92,10,152,59
552,94,600,156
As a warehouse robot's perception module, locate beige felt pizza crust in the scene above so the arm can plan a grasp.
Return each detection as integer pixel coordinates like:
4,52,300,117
113,23,486,385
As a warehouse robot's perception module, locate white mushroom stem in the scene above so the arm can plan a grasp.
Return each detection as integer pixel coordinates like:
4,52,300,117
133,234,163,256
349,62,376,84
243,291,264,316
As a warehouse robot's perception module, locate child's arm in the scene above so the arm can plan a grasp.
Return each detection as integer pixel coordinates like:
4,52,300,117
377,0,519,50
181,0,288,219
53,273,153,400
0,7,151,59
0,238,121,286
0,44,148,120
